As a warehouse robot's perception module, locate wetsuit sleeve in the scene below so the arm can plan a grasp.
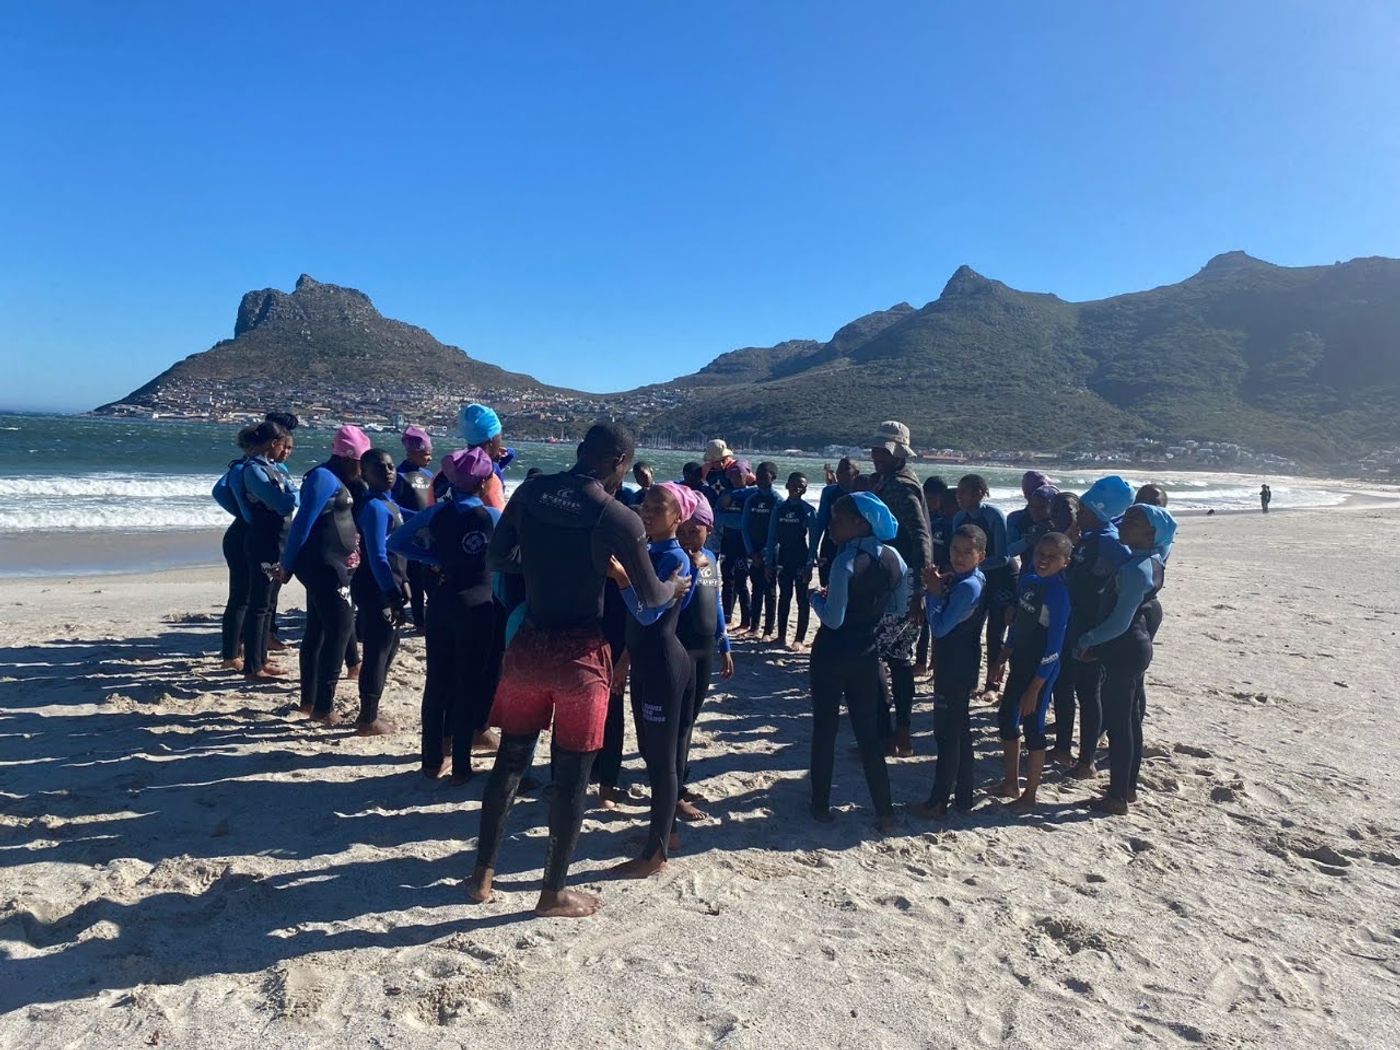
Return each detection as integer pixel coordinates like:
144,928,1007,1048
885,546,911,617
486,489,524,574
806,504,819,565
387,504,444,568
245,461,296,517
1005,577,1027,649
926,576,982,639
980,508,1010,573
741,497,759,556
620,549,687,625
812,487,833,551
358,501,400,597
1006,511,1030,558
764,503,782,565
601,500,677,609
1077,561,1152,654
1038,582,1070,679
812,547,855,629
281,468,337,572
212,467,241,517
715,586,731,655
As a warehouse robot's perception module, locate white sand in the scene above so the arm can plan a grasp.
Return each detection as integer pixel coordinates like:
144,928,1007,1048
2,508,1399,1048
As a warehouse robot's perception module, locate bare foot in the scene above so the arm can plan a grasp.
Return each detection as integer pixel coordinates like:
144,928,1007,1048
441,736,454,759
421,763,444,779
266,636,289,652
788,641,808,654
244,667,286,681
465,866,494,903
913,800,948,820
535,888,602,918
345,664,361,682
675,798,706,822
310,710,342,726
668,831,681,853
353,718,395,737
1088,795,1129,816
609,854,667,880
448,771,473,787
894,728,913,758
875,814,900,835
1069,762,1097,781
1009,794,1037,815
597,785,622,810
1127,790,1139,803
472,728,501,753
1048,748,1075,767
297,702,314,715
810,803,834,823
990,779,1021,799
221,657,244,672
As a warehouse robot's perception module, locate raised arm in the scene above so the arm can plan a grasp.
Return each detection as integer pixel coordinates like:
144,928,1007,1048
486,488,524,574
926,576,983,639
601,499,679,609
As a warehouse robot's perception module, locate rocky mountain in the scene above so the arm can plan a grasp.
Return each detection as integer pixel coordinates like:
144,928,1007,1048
633,253,1400,463
96,274,590,428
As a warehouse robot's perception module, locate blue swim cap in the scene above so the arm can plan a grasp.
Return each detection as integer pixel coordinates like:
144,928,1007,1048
1135,503,1178,558
848,491,899,542
1081,475,1134,524
459,403,502,446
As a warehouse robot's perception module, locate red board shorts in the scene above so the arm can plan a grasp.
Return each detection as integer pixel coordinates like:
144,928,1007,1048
489,623,613,752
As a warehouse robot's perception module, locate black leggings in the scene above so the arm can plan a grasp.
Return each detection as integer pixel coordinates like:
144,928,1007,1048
915,620,931,668
242,528,281,675
422,593,502,776
747,560,776,634
720,552,750,627
220,520,249,661
405,560,431,630
1101,632,1153,802
881,658,916,735
1069,650,1104,767
928,683,975,811
680,649,714,794
1051,669,1077,752
629,638,691,861
295,563,354,716
983,569,1015,678
809,638,893,817
355,604,399,725
777,566,811,644
475,733,596,892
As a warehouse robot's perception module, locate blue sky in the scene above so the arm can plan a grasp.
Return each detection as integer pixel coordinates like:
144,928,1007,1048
3,1,1398,410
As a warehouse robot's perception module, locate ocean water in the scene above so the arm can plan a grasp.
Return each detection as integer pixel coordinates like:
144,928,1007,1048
0,412,1351,538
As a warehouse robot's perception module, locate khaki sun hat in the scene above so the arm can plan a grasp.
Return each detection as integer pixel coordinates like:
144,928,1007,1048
870,420,915,459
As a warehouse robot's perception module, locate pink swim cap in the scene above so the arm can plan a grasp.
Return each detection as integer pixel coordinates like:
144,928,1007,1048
332,425,371,459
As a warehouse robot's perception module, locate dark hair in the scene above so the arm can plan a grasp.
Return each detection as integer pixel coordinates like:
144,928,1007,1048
757,461,778,477
264,411,300,431
1037,531,1073,559
525,467,544,479
1135,484,1168,508
923,475,948,495
237,419,288,451
958,473,990,498
361,447,394,466
1050,491,1080,531
836,456,858,473
787,471,807,486
952,523,987,553
578,421,636,467
634,460,653,473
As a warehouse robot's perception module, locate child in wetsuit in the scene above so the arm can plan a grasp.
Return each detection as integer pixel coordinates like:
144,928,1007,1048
766,471,817,650
916,525,988,819
352,449,409,736
609,482,697,877
674,495,735,820
951,475,1013,700
916,478,954,675
716,461,755,631
988,532,1071,814
741,461,781,639
808,493,908,833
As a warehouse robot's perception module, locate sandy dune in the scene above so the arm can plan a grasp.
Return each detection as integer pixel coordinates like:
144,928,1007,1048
2,509,1398,1048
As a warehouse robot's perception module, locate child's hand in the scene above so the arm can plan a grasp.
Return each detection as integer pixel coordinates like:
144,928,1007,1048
606,556,631,588
1020,682,1042,718
721,652,735,679
921,565,945,595
610,653,631,694
987,661,1006,690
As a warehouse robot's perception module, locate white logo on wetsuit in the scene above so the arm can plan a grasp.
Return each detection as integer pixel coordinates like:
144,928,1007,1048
337,586,352,604
461,530,487,555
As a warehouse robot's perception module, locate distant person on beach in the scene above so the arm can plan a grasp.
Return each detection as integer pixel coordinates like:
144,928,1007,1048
607,482,697,877
808,493,907,833
813,457,862,587
1260,483,1272,513
275,425,370,723
915,524,987,819
351,448,409,737
674,491,733,820
388,447,504,781
1062,476,1134,778
1074,504,1176,816
740,461,781,640
230,419,296,681
392,425,436,630
869,422,931,757
987,532,1071,814
467,422,690,918
766,471,816,650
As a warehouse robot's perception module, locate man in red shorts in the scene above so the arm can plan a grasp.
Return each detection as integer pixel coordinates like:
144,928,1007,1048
466,422,690,918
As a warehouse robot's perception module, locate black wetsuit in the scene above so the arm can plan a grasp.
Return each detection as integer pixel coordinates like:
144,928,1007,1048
393,461,437,629
1064,523,1130,766
809,538,904,819
716,481,751,629
675,551,728,798
769,496,815,645
351,492,407,726
742,486,780,634
239,455,295,676
593,578,630,791
924,570,987,812
473,467,678,894
214,457,249,662
915,511,955,668
284,465,358,716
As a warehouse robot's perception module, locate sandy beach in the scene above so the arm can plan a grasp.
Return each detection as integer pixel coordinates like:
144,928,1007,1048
2,507,1399,1049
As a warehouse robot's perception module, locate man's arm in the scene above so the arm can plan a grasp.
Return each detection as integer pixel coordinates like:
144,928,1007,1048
486,489,524,574
600,499,681,608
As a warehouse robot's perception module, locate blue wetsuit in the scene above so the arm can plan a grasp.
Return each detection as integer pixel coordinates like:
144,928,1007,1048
675,548,731,798
924,567,987,811
213,458,250,662
352,492,407,725
952,503,1013,672
999,571,1069,751
717,485,755,628
237,455,297,675
1063,519,1131,767
393,460,437,628
808,536,907,818
741,486,781,634
621,537,694,862
766,496,817,644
